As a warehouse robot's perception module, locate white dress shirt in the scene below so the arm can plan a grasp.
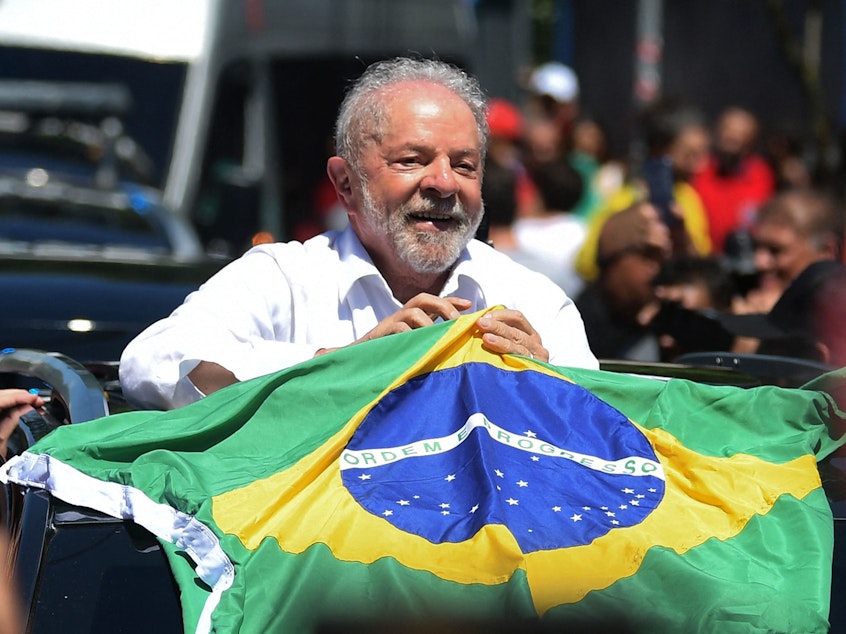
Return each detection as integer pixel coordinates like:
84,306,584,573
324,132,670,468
119,226,598,410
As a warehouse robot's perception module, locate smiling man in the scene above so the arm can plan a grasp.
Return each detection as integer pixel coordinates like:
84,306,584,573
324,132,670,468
119,57,598,410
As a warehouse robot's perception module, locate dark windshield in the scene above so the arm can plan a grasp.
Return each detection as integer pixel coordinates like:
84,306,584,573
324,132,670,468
0,196,170,251
0,46,186,189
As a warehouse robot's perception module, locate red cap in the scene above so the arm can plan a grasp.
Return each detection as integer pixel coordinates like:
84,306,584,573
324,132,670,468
486,98,524,141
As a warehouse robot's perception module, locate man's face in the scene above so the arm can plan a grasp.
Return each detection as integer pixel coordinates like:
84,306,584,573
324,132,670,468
603,249,664,316
753,220,826,292
668,127,710,181
350,82,483,276
716,110,756,156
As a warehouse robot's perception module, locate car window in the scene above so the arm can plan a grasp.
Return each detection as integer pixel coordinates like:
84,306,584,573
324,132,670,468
0,197,170,251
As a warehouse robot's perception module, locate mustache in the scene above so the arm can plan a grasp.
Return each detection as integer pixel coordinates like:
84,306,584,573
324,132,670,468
403,197,467,219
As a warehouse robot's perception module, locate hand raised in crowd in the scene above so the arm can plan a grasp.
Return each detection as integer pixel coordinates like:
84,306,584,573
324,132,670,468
0,389,44,460
597,202,672,264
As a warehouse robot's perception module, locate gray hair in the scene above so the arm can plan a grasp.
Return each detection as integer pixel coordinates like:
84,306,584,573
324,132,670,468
334,57,489,172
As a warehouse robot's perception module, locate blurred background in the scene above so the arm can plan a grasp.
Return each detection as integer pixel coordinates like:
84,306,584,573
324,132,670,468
2,0,841,251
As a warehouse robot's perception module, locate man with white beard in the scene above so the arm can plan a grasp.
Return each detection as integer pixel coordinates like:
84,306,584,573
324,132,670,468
119,57,598,410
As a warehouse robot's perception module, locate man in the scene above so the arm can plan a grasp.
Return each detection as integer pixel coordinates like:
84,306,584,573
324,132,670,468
738,187,843,314
575,202,671,362
720,260,846,368
692,106,775,253
120,57,598,410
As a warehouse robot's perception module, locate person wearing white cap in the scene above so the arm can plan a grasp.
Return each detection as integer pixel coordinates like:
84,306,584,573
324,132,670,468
529,61,580,103
526,61,580,137
524,61,608,223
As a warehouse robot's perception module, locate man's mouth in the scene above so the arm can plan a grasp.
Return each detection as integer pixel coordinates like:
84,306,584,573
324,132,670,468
409,211,456,230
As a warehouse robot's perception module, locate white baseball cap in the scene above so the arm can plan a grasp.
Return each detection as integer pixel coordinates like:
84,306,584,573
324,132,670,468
529,61,579,103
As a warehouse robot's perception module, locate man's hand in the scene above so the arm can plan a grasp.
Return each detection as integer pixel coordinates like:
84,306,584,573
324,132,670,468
316,294,472,357
360,295,471,340
0,389,44,460
475,309,549,362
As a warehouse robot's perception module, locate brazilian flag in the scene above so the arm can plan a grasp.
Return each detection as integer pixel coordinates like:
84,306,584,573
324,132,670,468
3,309,845,633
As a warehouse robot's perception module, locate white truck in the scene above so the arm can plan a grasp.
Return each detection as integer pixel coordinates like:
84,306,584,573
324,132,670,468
0,0,477,253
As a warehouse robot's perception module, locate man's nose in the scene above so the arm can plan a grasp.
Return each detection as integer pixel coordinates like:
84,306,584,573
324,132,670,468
420,156,460,198
753,247,774,270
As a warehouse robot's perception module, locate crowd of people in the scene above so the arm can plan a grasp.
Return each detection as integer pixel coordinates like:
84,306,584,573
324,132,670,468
476,60,846,371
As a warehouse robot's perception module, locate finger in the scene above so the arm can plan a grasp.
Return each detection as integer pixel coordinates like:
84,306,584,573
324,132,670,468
0,389,42,411
477,329,549,362
363,307,433,343
404,293,471,321
476,310,548,361
476,309,537,336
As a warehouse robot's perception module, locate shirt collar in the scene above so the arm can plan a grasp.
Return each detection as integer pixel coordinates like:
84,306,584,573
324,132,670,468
335,225,385,299
443,240,490,299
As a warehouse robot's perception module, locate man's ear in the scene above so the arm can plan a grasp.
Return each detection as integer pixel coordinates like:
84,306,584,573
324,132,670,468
326,157,356,212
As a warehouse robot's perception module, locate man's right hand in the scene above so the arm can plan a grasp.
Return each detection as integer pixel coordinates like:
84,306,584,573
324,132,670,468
315,294,471,357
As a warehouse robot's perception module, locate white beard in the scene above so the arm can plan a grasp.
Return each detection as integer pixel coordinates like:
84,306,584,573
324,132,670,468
359,181,481,274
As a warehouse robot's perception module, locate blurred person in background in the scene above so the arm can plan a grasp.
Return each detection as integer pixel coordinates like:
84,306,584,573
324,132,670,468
525,61,580,147
0,532,22,634
574,202,671,361
575,99,712,284
483,98,538,224
513,156,587,297
737,187,843,315
522,61,604,222
0,389,38,634
692,106,776,253
764,126,813,191
648,255,737,361
570,116,626,219
483,98,587,298
719,260,846,368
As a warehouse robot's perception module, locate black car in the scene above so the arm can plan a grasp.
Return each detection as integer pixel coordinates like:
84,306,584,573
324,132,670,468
0,249,222,363
0,79,229,363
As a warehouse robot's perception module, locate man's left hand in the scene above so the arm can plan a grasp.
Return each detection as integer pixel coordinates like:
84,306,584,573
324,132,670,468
475,309,549,362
